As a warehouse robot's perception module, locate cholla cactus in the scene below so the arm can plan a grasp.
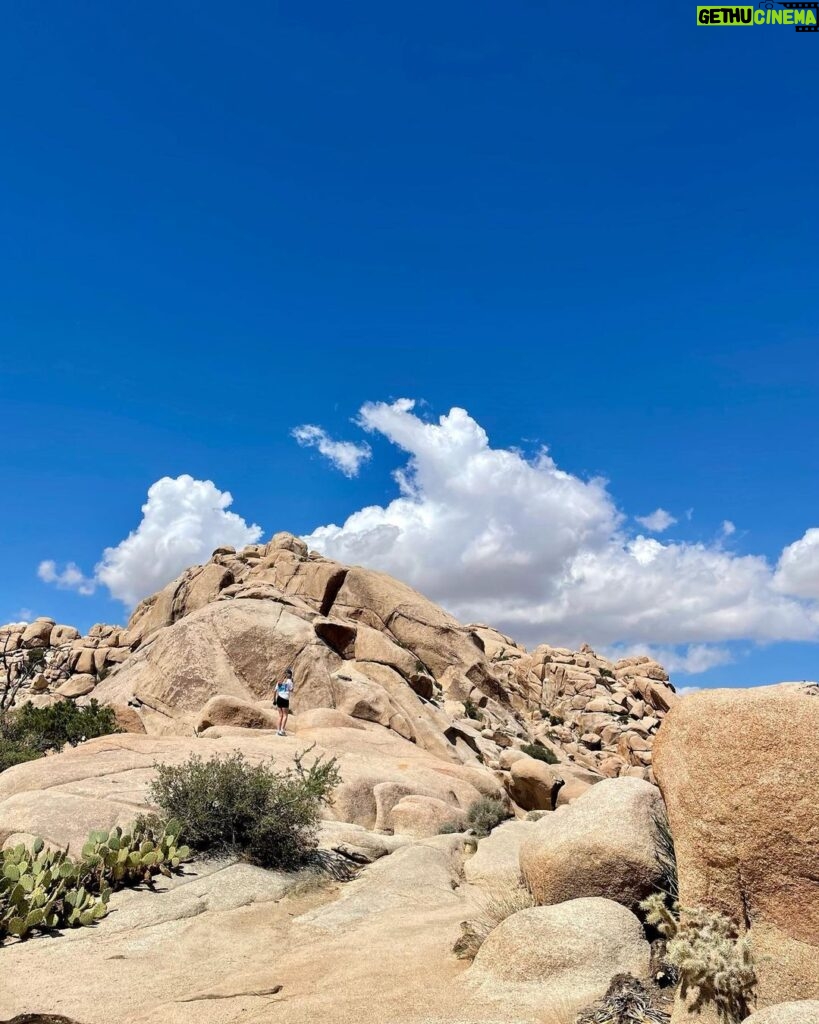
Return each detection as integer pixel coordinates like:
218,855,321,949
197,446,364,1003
640,894,756,1022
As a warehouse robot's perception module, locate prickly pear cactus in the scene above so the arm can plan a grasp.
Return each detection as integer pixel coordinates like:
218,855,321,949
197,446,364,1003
79,820,191,887
1,819,190,944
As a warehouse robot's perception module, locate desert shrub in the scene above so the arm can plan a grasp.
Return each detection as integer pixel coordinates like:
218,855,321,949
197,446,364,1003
0,821,191,945
0,736,41,773
466,796,509,837
462,698,482,721
521,742,558,765
437,820,463,834
640,894,756,1022
25,648,46,672
148,749,340,870
575,973,670,1023
2,699,120,755
652,810,678,902
453,879,534,959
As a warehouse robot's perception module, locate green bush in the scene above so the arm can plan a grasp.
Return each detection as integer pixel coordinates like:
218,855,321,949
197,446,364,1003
147,749,341,870
521,742,558,765
2,699,120,756
437,820,463,835
0,736,42,774
467,796,509,837
462,698,482,721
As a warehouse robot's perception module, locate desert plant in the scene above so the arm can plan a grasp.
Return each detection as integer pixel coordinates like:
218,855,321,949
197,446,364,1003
466,796,509,837
0,736,41,773
453,879,534,959
0,820,192,945
462,698,482,722
651,811,678,902
78,820,191,888
0,700,120,776
576,973,670,1023
640,894,756,1022
147,748,340,870
521,742,558,765
1,838,109,942
437,820,464,834
4,699,120,752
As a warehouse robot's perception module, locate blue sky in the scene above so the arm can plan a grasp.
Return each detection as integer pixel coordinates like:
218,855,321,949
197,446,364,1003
1,2,817,689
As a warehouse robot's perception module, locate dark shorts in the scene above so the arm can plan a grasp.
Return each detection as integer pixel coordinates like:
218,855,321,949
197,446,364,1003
275,696,290,709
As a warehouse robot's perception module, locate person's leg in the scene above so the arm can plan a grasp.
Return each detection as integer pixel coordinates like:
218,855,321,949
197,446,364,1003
281,705,289,734
277,704,285,734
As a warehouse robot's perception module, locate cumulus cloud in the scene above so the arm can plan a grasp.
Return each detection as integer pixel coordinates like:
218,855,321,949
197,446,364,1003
635,509,677,533
304,400,819,670
38,560,96,595
775,528,819,599
722,520,736,537
603,643,733,675
40,476,262,608
292,424,371,478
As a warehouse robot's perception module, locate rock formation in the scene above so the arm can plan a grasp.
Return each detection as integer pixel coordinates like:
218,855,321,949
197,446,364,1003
1,532,679,786
2,532,815,1024
654,683,819,1015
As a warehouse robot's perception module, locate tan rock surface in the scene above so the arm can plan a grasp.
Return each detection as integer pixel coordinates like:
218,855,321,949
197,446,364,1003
742,1002,819,1024
520,777,665,909
470,897,651,1013
654,683,819,1009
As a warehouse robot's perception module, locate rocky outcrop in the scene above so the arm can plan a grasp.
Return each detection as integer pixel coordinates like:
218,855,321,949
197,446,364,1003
0,720,504,852
654,683,819,1012
1,533,679,787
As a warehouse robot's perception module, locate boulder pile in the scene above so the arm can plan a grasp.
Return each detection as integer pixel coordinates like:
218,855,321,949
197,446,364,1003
1,532,679,787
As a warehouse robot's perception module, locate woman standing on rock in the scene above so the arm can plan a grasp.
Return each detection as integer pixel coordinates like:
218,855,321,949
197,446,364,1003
274,667,294,736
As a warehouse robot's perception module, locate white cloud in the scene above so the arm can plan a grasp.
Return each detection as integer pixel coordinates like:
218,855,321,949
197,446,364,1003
304,400,819,670
292,424,371,478
8,608,33,624
40,475,262,608
38,560,96,595
635,509,677,533
603,643,733,675
775,528,819,599
722,520,736,537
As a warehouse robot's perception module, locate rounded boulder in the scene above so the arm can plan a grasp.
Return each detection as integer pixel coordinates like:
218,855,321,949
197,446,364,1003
520,776,665,909
471,897,650,1011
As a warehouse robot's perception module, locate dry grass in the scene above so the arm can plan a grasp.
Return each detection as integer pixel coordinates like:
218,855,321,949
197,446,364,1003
452,878,535,960
575,974,671,1024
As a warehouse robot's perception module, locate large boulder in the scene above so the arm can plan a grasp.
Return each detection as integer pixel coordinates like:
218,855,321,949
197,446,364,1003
654,683,819,1010
506,757,563,811
520,777,665,909
195,694,278,732
470,897,650,1012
